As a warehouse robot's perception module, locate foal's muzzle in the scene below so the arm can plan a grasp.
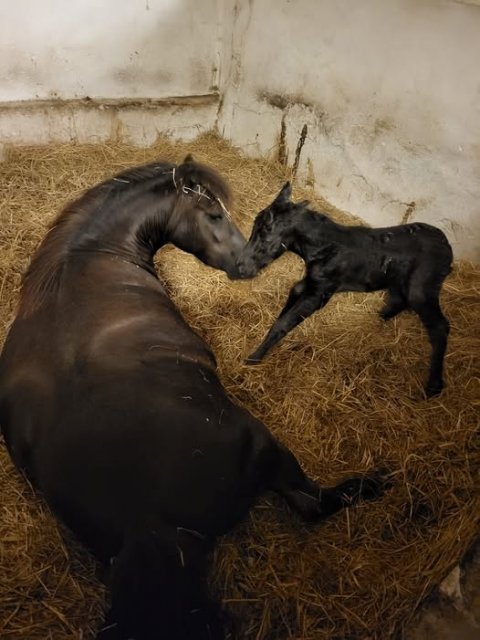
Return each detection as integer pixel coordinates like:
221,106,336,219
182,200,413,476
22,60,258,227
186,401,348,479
231,256,257,280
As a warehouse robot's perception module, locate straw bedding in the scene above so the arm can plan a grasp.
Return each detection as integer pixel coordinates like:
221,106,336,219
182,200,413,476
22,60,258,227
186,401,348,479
0,133,479,639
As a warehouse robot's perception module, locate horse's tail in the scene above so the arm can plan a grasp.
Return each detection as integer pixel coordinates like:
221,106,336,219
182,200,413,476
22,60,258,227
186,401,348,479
95,523,227,640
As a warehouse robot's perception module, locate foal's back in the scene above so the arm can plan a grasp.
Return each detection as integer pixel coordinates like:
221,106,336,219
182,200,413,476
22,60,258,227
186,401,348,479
306,213,451,263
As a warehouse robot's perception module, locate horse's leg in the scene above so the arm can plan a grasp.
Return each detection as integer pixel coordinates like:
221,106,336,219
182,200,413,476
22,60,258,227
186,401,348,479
267,442,387,522
246,279,335,363
380,286,408,320
96,525,227,640
407,277,449,397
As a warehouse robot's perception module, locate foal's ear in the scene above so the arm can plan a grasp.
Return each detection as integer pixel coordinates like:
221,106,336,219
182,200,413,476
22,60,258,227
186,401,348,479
275,181,292,204
183,153,195,163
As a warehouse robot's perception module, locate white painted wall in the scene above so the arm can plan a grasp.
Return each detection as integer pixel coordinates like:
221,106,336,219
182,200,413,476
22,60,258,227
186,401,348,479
0,0,219,100
218,0,480,261
0,0,221,145
0,0,479,259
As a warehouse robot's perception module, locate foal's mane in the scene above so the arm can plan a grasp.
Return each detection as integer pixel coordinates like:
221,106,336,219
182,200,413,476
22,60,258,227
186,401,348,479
19,159,230,316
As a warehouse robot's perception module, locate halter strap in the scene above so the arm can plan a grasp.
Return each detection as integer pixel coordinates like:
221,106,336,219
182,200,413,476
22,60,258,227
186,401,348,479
170,168,232,220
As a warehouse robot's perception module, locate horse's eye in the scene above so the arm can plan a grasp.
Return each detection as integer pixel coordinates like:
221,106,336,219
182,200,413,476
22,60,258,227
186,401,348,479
208,212,222,222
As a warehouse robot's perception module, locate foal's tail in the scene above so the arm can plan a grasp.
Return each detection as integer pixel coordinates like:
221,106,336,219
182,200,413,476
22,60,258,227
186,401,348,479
96,524,227,640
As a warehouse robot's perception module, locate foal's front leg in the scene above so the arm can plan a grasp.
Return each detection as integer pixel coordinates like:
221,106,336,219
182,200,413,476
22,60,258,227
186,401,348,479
277,278,307,318
246,278,335,363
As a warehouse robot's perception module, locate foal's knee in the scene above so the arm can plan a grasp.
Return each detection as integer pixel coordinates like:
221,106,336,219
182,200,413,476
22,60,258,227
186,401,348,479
437,316,449,337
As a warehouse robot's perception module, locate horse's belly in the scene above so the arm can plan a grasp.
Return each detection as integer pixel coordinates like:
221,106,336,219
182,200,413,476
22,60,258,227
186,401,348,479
34,371,258,534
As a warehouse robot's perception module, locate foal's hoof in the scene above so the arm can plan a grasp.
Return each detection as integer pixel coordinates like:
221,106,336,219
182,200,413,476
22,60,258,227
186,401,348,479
379,307,402,321
425,381,443,398
341,471,391,505
245,353,264,365
379,309,393,321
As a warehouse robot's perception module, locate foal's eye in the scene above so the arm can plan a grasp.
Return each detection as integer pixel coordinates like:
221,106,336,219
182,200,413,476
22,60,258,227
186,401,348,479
208,212,222,222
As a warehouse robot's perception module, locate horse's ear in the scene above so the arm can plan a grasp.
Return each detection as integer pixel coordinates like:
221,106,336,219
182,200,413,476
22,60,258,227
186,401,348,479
176,156,197,190
275,181,292,204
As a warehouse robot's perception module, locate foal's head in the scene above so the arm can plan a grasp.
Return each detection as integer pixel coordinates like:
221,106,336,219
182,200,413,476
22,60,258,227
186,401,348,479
167,155,246,279
235,182,297,278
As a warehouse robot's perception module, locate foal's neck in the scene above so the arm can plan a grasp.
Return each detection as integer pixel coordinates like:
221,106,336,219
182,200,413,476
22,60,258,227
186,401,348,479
290,209,338,256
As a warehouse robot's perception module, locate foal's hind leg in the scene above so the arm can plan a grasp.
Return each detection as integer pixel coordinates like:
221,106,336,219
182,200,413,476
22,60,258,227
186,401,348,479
380,286,408,320
268,443,388,523
408,280,449,397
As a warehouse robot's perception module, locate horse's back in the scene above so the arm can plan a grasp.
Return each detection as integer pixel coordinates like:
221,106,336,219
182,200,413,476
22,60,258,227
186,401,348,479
0,254,278,556
0,300,272,555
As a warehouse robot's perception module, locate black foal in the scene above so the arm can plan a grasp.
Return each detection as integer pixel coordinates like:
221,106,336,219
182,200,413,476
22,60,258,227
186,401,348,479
235,183,453,398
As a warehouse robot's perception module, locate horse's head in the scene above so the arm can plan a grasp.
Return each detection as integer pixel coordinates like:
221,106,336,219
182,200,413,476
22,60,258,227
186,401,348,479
234,182,297,279
170,155,246,279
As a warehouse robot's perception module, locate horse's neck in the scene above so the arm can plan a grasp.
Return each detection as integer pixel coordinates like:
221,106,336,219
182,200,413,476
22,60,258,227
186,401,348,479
72,189,177,270
19,188,178,317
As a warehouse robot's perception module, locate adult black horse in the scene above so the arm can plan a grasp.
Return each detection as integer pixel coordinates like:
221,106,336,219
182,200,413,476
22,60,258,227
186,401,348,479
0,157,386,640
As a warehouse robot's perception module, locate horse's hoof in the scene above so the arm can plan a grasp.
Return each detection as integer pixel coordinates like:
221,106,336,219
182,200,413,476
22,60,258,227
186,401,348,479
362,470,393,499
245,354,263,365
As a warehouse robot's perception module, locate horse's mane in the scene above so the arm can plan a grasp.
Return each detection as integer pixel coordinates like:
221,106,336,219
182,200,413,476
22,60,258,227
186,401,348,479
174,157,231,207
19,159,230,316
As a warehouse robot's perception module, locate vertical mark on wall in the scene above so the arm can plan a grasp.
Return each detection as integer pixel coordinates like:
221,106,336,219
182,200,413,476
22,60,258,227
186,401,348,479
401,201,416,224
306,158,315,190
292,124,308,179
110,115,124,143
278,113,288,165
215,0,253,134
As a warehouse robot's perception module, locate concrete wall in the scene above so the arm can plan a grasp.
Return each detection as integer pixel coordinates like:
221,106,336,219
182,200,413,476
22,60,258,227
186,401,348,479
0,0,221,144
0,0,479,259
0,0,219,100
218,0,480,261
